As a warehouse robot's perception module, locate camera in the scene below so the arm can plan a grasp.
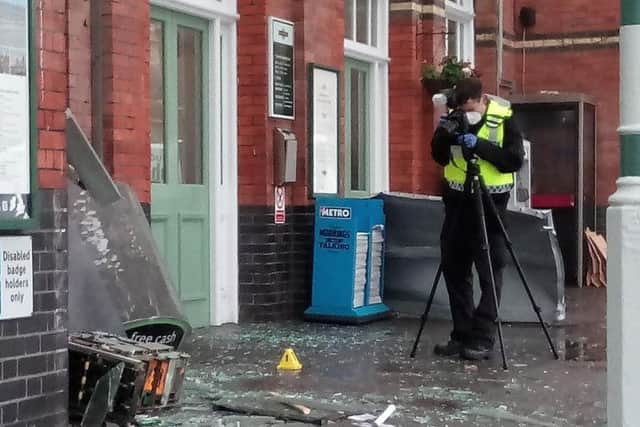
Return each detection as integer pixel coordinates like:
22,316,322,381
433,89,469,138
440,108,469,138
432,88,457,110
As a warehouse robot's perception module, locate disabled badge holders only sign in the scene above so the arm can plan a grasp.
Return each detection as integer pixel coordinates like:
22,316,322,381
0,236,33,320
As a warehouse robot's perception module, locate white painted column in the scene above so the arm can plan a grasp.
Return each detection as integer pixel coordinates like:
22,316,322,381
607,179,640,426
608,4,640,424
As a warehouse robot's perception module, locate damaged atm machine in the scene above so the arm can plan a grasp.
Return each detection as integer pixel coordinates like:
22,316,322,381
65,110,191,424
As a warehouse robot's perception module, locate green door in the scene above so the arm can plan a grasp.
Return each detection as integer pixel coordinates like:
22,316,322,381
150,8,211,327
345,58,370,196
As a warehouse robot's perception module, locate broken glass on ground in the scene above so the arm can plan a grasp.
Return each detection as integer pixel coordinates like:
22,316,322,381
146,288,606,426
81,362,124,427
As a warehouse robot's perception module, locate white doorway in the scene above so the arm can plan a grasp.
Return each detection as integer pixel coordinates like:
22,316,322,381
151,0,239,326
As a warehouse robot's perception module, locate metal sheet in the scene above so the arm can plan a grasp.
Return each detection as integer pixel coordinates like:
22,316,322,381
377,192,566,323
68,180,191,345
65,109,121,205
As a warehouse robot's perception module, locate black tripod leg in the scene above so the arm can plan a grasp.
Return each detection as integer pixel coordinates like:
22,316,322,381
472,178,509,370
410,264,443,358
480,185,560,360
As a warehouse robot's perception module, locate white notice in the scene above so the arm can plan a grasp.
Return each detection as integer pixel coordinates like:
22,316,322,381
0,236,33,320
0,0,30,196
312,68,338,194
0,74,30,194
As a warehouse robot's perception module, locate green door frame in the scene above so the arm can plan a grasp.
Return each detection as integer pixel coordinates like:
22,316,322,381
151,7,212,327
345,57,371,197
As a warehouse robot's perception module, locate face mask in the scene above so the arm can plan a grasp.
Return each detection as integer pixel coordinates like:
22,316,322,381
466,111,483,125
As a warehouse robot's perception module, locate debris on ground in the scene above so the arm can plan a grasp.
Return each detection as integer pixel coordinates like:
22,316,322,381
208,393,355,424
373,404,396,425
134,415,162,425
462,407,559,426
127,288,606,426
68,332,190,426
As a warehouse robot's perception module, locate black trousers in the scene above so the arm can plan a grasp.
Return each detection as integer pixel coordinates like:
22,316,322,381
440,189,509,348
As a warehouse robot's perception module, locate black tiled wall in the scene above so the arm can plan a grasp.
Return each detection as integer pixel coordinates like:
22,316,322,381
238,206,314,322
0,189,68,426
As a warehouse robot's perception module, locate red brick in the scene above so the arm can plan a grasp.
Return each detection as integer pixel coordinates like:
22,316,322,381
41,0,66,13
43,31,67,53
41,111,66,131
39,168,66,189
41,70,67,91
39,91,67,111
113,165,148,180
40,51,66,73
37,150,65,171
38,151,51,169
104,115,136,130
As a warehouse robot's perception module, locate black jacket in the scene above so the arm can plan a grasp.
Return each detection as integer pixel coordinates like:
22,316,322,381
431,110,525,173
431,105,525,212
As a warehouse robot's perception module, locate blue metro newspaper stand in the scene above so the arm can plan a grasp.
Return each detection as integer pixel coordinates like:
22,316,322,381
304,197,390,324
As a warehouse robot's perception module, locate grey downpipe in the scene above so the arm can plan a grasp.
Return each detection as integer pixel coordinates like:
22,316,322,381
496,0,503,95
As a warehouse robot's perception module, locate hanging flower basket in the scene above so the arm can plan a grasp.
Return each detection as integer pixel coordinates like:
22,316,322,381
420,56,480,95
421,78,454,94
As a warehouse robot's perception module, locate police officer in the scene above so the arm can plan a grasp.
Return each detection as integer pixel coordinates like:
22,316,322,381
431,78,524,360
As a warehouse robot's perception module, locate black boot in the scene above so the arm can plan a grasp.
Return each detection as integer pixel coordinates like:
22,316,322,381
461,344,493,361
434,340,463,357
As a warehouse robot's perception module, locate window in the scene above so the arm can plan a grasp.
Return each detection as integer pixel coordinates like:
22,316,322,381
445,0,475,63
345,59,370,194
343,0,389,196
345,0,379,48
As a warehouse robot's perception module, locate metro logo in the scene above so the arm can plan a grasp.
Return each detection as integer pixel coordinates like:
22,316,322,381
319,207,352,219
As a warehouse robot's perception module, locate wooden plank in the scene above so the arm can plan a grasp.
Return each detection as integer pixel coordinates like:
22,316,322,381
586,229,607,287
594,235,608,261
584,229,599,287
588,235,605,288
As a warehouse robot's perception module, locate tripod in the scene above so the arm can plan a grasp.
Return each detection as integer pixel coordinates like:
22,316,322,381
409,155,559,370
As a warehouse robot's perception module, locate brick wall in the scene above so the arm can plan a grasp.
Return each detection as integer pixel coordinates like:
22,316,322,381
389,0,621,206
513,0,618,34
389,3,446,195
99,0,151,204
515,48,619,205
68,0,92,136
0,1,70,424
475,0,620,205
476,0,620,206
66,0,151,210
237,0,344,320
238,0,345,207
38,0,68,190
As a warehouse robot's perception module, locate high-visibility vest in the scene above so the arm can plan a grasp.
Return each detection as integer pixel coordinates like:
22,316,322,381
443,95,515,194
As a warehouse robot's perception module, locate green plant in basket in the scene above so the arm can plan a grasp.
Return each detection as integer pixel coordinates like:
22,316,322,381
420,57,479,92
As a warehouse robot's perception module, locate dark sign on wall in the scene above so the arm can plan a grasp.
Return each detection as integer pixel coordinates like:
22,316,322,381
268,17,294,119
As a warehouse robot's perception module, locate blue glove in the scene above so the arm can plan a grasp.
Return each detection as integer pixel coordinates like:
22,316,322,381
437,116,447,127
458,133,478,149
